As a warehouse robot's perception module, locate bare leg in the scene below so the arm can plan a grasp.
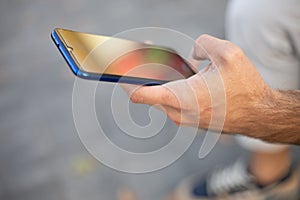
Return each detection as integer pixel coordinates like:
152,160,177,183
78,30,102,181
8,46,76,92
250,148,291,186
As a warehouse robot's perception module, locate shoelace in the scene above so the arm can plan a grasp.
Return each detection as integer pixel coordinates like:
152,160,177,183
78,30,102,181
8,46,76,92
208,161,254,195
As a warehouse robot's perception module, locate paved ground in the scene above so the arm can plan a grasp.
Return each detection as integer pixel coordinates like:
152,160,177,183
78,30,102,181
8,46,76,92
0,0,299,200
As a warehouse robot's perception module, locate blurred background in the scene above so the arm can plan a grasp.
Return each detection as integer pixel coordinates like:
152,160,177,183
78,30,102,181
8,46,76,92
0,0,299,200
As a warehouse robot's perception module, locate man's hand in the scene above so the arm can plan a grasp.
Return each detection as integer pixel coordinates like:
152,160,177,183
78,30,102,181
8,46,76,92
129,34,270,131
128,35,300,144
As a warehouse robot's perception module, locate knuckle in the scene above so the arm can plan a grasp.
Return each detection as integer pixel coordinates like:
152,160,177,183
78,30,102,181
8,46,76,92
183,102,194,112
173,119,181,126
220,42,244,63
196,34,210,43
167,113,181,126
193,34,211,58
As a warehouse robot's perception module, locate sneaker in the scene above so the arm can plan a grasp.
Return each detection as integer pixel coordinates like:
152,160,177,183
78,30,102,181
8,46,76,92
174,160,300,200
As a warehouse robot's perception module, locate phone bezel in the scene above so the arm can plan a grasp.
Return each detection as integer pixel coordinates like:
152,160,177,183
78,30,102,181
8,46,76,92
51,28,196,86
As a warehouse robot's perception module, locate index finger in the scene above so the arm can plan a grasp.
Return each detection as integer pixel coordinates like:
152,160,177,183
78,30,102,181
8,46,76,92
129,85,169,105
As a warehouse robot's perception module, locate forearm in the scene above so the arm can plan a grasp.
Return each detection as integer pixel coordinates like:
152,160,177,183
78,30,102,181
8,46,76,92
237,89,300,144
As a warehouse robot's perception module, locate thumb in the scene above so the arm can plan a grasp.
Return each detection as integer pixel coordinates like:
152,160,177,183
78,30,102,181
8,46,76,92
192,34,230,61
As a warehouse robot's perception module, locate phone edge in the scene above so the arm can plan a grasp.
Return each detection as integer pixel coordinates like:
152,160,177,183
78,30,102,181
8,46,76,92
51,29,80,76
51,28,192,86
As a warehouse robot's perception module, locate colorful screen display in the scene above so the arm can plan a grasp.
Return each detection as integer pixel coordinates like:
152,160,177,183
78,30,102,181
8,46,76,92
56,29,196,81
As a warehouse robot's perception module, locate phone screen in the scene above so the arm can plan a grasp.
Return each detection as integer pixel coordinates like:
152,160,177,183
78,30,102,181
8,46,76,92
55,29,196,82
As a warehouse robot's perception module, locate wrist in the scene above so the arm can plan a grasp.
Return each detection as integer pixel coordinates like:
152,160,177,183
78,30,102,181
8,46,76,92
231,85,275,139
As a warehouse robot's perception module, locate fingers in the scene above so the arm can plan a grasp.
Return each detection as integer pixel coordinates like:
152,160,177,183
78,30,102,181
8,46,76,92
129,80,197,109
193,34,245,69
130,89,184,125
193,34,230,61
187,47,201,72
129,85,169,105
154,104,182,125
154,104,199,127
192,34,222,60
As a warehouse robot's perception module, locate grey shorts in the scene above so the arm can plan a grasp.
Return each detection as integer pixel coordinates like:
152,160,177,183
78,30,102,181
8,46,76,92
226,0,300,151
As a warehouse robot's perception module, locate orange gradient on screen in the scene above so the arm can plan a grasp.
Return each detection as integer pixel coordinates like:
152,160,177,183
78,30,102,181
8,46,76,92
105,47,194,80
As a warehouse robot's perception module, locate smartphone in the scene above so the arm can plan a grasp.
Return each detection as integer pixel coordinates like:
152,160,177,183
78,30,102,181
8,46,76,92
51,28,197,85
